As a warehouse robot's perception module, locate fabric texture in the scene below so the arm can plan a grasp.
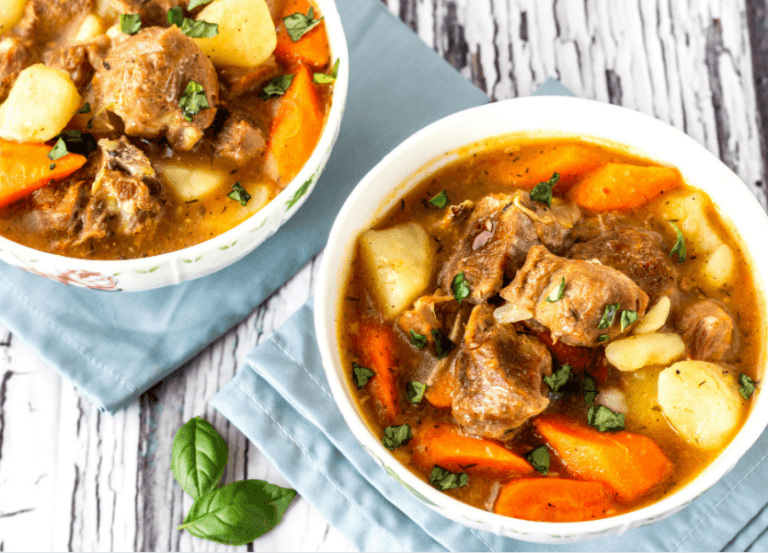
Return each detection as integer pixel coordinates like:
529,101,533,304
0,0,489,413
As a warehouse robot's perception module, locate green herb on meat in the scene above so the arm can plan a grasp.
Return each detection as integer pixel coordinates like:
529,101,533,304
352,363,375,389
382,424,412,450
620,310,638,331
598,302,620,330
544,364,572,393
451,271,470,302
409,329,427,349
432,328,456,360
530,171,560,207
120,13,142,35
179,80,210,122
167,6,184,26
546,277,565,302
78,102,91,114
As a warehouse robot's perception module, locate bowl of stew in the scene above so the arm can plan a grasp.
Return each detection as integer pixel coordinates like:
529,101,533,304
0,0,348,291
315,96,768,542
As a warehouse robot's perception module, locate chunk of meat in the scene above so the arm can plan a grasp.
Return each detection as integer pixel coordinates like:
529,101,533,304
109,0,182,26
217,57,281,100
499,246,649,347
396,291,453,342
452,304,552,440
570,227,678,304
44,35,110,92
14,0,92,45
680,299,735,361
213,111,266,167
88,27,219,151
0,37,35,103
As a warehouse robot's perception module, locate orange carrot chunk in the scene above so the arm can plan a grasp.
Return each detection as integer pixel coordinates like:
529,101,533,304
534,416,673,502
0,139,86,209
265,65,324,185
412,424,533,476
423,366,456,409
275,0,331,70
357,321,400,421
567,163,682,211
485,144,602,190
494,478,617,522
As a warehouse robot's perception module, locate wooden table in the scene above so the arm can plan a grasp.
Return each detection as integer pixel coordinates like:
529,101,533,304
2,0,768,550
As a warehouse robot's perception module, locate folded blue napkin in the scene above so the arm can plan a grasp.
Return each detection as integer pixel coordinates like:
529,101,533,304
0,0,488,414
212,300,768,552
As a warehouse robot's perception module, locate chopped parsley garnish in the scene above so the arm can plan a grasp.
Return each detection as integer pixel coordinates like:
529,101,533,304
546,277,565,302
179,80,209,122
429,466,468,491
620,310,638,331
525,446,549,475
313,58,340,84
381,424,411,450
530,171,560,207
544,364,572,393
406,381,426,404
120,13,142,35
598,302,620,330
739,373,756,400
588,404,625,432
180,18,219,38
431,328,456,360
78,102,91,114
584,375,598,405
428,190,449,209
352,363,375,389
284,7,324,42
451,272,470,302
167,6,183,26
227,182,251,206
49,163,56,170
47,137,68,161
188,0,215,9
668,222,686,263
259,74,295,100
409,329,427,349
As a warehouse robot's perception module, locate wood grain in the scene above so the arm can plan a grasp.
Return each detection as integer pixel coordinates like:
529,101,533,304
1,0,767,550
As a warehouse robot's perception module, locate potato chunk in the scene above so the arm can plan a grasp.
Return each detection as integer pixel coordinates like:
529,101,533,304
633,296,671,335
194,0,277,68
658,361,744,449
159,164,228,202
0,65,82,143
701,244,736,288
605,333,685,372
0,0,26,35
659,192,722,254
359,223,434,320
75,14,105,43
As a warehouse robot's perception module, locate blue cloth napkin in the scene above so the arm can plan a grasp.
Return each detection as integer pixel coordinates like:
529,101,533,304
212,300,768,552
0,0,488,414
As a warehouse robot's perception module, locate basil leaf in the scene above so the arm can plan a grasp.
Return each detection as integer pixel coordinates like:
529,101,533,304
588,404,625,432
54,129,97,158
167,6,183,26
429,466,468,491
544,363,571,393
283,7,323,42
181,18,219,38
428,190,449,209
120,13,142,35
546,277,565,302
597,302,620,329
352,363,375,389
259,74,295,100
620,310,638,331
48,137,68,161
188,0,215,9
409,329,427,349
406,381,426,404
598,334,609,343
668,222,686,263
530,172,560,207
313,58,340,84
525,446,549,475
179,480,297,545
739,373,756,400
451,271,470,302
179,80,210,122
431,328,456,360
382,424,411,450
584,375,597,405
171,417,229,499
227,182,251,206
78,102,91,114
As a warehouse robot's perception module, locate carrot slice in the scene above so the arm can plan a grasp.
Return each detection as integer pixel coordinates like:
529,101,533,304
275,0,331,70
494,478,617,522
423,366,455,409
567,163,682,211
265,65,324,185
412,424,533,476
532,330,599,374
0,139,86,209
534,416,673,502
357,321,400,421
485,144,602,190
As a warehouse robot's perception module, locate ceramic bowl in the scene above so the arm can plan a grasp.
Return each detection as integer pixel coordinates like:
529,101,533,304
315,96,768,543
0,0,349,292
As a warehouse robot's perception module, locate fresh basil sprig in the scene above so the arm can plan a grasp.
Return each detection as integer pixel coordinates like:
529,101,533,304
179,80,210,121
530,172,559,207
171,417,229,499
284,7,324,42
451,271,470,302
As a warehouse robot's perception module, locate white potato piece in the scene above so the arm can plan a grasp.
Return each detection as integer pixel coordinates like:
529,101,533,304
658,361,744,449
0,65,82,143
159,164,228,201
605,333,685,372
194,0,277,68
660,192,722,254
75,14,105,43
701,244,736,288
0,0,26,35
633,296,671,335
359,222,434,320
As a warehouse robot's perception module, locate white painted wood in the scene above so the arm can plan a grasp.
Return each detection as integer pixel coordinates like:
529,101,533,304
1,0,766,550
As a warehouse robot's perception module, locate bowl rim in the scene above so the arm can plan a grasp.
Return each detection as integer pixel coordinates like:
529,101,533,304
315,95,768,539
0,0,350,271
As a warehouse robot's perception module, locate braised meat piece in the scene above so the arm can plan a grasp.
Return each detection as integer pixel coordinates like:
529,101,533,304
452,304,552,440
44,36,110,92
570,227,678,304
397,291,454,342
109,0,182,26
0,37,35,103
214,111,267,166
88,27,219,151
680,299,735,361
499,246,649,347
14,0,92,45
218,57,281,100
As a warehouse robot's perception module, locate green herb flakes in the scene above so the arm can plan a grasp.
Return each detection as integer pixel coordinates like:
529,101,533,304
428,190,449,209
284,7,324,42
598,334,609,343
530,171,560,207
620,310,638,331
179,80,210,122
181,18,219,38
451,271,470,302
525,446,550,475
598,302,620,330
78,102,91,114
167,6,183,26
409,329,427,349
406,381,426,404
382,424,412,450
588,404,625,432
668,222,686,263
739,373,756,400
546,277,565,303
584,375,598,405
49,163,56,170
429,466,469,491
188,0,215,9
260,74,295,100
120,13,142,35
544,364,572,393
47,137,68,161
227,182,251,206
352,363,375,389
313,58,340,84
431,328,456,360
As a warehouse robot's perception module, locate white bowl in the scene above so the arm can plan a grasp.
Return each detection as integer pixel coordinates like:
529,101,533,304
315,96,768,543
0,0,349,292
